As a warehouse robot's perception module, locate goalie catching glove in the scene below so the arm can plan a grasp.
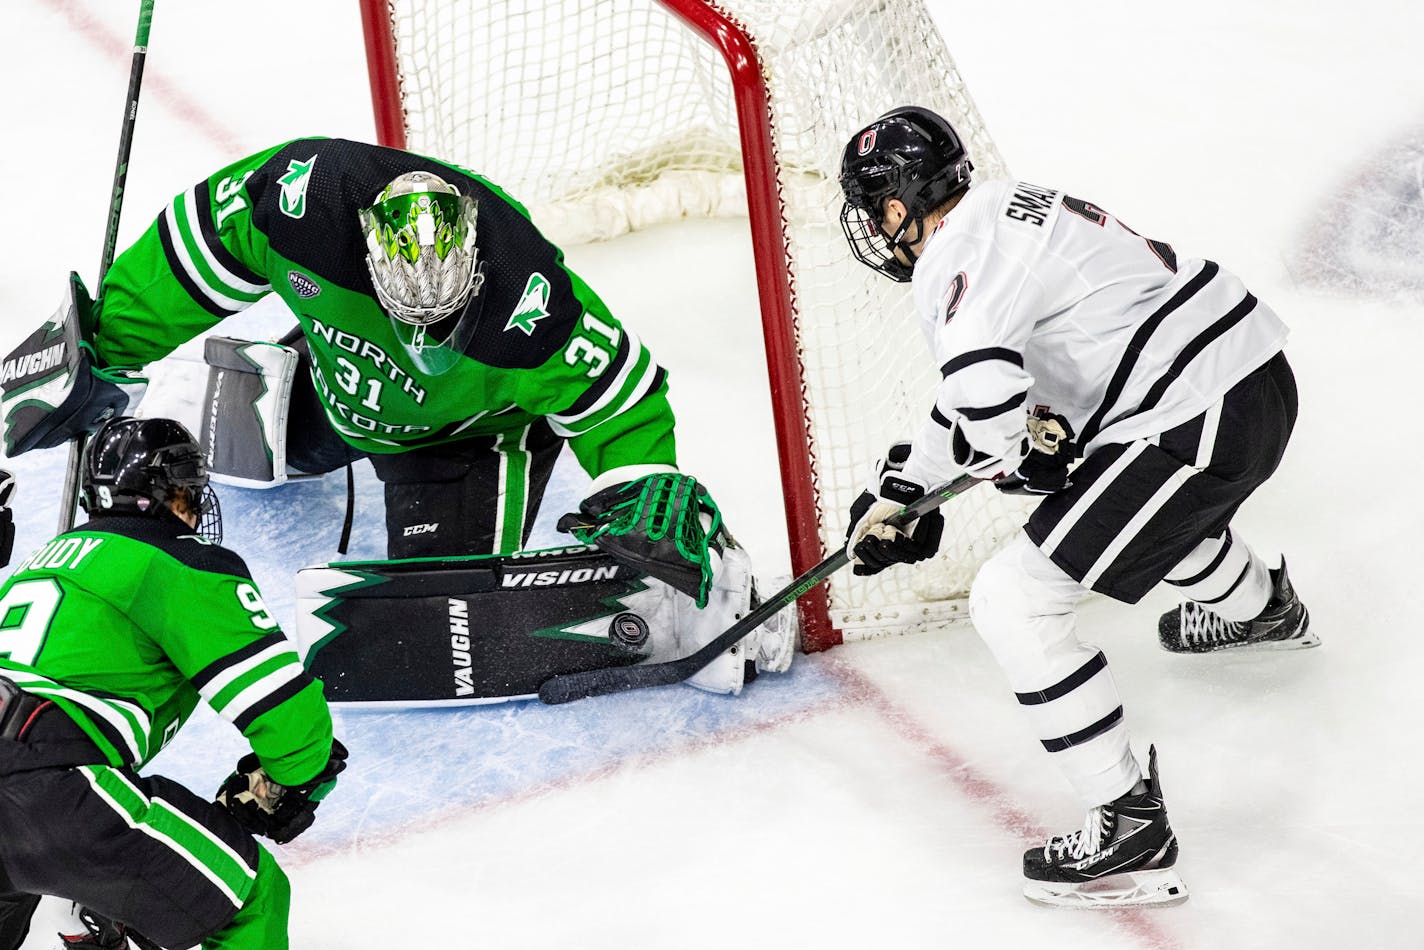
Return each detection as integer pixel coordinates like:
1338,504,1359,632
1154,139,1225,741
216,739,348,844
559,470,726,608
846,442,945,576
1,274,146,457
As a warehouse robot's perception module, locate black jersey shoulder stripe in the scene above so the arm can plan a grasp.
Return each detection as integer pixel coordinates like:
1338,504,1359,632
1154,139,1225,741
192,180,267,287
1041,705,1123,753
188,633,290,691
1078,260,1221,447
954,390,1027,422
556,330,633,419
81,515,254,579
940,347,1024,379
930,406,955,431
157,214,236,319
1015,651,1108,706
1131,293,1258,419
232,672,316,733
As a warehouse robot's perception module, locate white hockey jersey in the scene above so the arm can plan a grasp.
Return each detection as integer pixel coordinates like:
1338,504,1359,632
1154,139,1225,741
902,179,1289,484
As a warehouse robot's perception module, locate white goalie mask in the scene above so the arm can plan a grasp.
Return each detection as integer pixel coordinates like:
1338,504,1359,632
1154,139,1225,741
360,171,486,371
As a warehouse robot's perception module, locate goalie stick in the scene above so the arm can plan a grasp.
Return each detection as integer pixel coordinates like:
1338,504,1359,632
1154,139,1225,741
57,0,155,532
537,472,979,704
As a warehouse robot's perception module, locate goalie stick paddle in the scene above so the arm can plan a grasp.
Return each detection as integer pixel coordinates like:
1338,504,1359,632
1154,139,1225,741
537,472,979,705
57,0,155,533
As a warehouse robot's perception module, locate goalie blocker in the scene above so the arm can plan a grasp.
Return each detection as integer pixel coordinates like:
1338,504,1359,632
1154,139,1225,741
295,544,795,705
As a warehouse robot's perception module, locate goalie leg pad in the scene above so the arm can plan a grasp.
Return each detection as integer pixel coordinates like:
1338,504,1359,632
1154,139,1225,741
200,337,298,488
682,544,796,695
295,543,794,705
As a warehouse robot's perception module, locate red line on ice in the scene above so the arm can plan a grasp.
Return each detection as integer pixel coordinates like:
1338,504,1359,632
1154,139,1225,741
42,0,246,154
825,655,1184,950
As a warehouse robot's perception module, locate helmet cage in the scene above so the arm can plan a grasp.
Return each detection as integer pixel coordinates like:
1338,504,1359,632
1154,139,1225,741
360,175,486,327
838,107,974,281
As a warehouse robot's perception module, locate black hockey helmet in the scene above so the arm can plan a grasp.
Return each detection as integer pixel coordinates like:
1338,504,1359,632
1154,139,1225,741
838,105,974,281
80,416,222,543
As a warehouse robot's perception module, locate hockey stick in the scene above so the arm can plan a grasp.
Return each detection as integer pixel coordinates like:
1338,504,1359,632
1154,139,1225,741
537,472,980,705
57,0,156,532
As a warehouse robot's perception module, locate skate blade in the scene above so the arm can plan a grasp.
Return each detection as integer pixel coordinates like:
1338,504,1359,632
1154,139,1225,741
1023,867,1189,908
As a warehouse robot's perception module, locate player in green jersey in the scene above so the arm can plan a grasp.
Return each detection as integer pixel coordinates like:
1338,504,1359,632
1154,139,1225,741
0,417,345,950
2,138,734,606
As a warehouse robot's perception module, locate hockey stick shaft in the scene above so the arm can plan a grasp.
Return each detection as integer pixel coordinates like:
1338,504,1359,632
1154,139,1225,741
537,472,979,704
57,0,155,533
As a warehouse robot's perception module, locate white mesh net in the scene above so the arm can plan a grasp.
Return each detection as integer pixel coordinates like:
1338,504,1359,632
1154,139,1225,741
372,0,1034,639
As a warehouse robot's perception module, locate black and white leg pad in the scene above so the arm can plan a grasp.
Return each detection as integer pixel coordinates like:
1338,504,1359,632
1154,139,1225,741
292,544,796,705
199,336,298,488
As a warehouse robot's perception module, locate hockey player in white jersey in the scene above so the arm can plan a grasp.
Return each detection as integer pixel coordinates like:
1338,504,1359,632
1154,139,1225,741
836,106,1313,907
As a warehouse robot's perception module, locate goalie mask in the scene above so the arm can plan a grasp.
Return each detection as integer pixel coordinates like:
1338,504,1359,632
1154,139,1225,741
838,105,974,282
80,416,222,544
360,171,486,374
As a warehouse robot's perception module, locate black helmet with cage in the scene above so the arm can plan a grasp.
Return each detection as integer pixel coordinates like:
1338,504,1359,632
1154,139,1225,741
838,105,974,282
79,416,222,543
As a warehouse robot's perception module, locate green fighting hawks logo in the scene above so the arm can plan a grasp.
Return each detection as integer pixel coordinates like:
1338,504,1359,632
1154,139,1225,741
505,273,551,336
278,156,318,219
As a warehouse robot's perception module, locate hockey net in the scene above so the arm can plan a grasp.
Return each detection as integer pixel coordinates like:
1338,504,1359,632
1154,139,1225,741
360,0,1033,651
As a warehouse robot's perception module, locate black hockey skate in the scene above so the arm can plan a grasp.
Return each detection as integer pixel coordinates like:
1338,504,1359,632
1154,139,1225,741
60,907,162,950
1157,559,1315,654
1023,746,1187,908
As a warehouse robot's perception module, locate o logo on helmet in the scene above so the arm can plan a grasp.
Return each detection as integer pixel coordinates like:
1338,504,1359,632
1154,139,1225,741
857,129,877,156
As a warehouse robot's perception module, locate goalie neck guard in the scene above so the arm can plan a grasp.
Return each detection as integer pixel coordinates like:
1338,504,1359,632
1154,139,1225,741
79,416,222,544
838,105,974,282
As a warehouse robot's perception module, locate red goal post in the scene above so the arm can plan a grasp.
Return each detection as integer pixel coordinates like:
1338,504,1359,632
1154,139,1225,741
358,0,1029,651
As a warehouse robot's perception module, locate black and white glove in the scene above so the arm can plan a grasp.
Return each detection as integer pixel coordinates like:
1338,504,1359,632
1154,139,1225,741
993,446,1072,496
217,739,348,845
845,443,945,577
1,273,146,457
0,471,14,568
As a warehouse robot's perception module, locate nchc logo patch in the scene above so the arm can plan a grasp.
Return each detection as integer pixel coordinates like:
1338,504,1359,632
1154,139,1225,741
288,270,322,299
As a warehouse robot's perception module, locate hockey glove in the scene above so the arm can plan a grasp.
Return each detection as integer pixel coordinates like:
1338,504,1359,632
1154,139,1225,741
0,471,13,569
993,446,1072,496
845,443,945,577
217,739,348,845
1,274,146,457
558,472,725,608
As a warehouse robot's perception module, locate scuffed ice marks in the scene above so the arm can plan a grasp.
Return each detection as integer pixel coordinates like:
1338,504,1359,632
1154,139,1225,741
1293,128,1424,300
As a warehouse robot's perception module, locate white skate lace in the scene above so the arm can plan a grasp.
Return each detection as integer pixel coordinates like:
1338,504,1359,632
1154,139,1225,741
1179,603,1247,646
1045,805,1113,860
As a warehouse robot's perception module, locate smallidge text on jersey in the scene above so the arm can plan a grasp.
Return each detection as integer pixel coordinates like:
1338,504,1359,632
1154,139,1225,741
1005,182,1059,226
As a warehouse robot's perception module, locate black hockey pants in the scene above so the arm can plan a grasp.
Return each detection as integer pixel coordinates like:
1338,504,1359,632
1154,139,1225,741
0,703,291,950
283,329,565,559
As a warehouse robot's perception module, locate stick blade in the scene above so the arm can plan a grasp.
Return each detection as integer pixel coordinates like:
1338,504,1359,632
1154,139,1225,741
538,659,691,705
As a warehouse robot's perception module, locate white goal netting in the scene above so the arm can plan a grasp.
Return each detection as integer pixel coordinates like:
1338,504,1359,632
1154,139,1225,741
365,0,1034,644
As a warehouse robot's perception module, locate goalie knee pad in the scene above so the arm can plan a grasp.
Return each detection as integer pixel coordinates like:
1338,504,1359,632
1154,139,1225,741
200,336,298,488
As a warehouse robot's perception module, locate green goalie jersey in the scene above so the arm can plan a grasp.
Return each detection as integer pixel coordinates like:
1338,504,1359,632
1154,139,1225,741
90,137,678,474
0,514,332,785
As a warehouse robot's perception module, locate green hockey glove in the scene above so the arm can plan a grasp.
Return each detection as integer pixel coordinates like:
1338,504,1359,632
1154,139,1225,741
558,472,725,608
